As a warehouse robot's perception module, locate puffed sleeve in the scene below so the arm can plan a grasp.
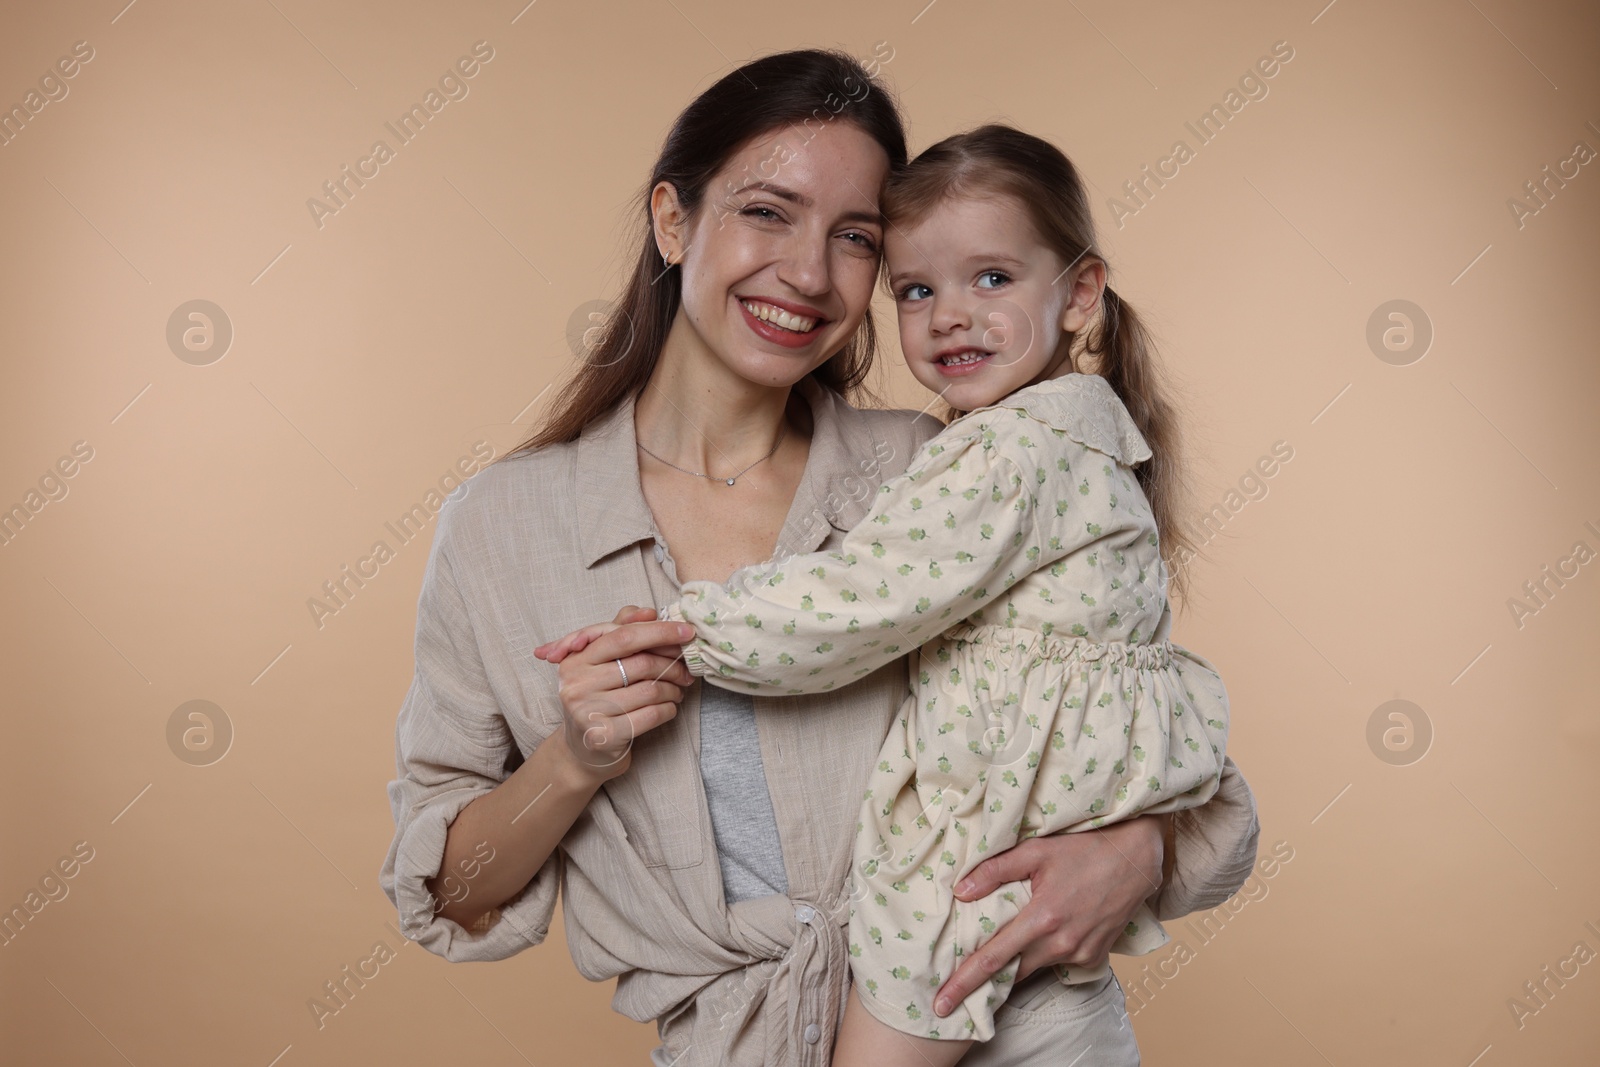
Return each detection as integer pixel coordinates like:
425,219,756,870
659,426,1040,693
379,540,561,962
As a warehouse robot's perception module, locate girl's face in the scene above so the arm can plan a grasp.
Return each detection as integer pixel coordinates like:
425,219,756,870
652,123,889,389
886,192,1097,412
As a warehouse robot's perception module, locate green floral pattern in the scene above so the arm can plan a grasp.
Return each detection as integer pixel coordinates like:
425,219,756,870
662,374,1230,1042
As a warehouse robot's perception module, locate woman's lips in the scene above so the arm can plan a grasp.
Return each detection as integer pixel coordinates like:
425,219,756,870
738,298,827,349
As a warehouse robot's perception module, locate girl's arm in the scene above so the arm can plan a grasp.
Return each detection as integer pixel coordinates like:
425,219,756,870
659,427,1028,692
660,423,1138,693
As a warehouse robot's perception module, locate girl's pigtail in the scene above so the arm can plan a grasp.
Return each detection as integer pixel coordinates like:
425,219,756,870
1086,283,1194,605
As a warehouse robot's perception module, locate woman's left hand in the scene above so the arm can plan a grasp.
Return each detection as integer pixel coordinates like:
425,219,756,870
930,814,1166,1017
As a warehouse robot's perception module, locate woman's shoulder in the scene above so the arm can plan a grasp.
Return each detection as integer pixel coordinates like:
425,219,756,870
464,440,578,503
856,405,946,463
958,373,1153,469
429,441,581,558
806,380,946,476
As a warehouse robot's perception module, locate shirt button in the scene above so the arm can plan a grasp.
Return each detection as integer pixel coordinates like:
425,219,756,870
803,1023,821,1044
794,905,815,924
653,542,666,562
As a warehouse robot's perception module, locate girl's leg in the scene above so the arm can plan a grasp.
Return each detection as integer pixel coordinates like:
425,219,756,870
831,983,974,1067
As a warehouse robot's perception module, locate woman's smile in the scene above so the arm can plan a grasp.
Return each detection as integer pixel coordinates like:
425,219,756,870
737,295,831,349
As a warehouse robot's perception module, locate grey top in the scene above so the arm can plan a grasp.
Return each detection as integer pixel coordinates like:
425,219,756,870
653,536,789,904
697,683,790,903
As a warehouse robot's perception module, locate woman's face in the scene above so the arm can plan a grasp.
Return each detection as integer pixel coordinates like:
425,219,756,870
654,122,890,388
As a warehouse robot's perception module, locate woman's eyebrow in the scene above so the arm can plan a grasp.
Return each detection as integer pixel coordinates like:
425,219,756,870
839,208,887,227
742,180,807,205
740,180,883,227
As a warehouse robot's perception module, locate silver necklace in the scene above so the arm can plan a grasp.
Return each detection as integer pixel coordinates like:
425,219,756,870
636,424,787,486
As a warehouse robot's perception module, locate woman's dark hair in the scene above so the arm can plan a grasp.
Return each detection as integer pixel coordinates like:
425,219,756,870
883,124,1195,602
507,48,907,457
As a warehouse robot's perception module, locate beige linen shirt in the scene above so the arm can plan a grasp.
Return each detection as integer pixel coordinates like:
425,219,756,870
379,376,1261,1067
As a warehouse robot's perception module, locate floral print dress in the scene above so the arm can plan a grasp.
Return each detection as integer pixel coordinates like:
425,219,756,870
662,373,1230,1042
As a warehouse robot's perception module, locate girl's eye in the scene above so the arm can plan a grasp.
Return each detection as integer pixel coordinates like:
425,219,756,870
898,283,933,302
977,271,1010,289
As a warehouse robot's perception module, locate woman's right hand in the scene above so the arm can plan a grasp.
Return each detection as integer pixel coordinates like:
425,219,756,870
552,609,696,785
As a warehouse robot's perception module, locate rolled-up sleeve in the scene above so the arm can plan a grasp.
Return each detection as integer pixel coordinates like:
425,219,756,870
1148,756,1261,919
379,539,561,962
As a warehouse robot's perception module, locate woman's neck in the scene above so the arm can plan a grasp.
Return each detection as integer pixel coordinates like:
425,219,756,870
635,315,799,473
634,313,817,584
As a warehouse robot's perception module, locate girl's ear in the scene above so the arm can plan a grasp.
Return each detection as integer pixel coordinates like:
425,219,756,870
650,180,688,266
1059,258,1107,334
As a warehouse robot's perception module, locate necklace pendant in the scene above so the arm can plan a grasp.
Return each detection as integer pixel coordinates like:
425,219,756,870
725,478,736,486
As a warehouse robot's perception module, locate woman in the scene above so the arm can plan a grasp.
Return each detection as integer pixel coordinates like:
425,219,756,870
380,48,1259,1067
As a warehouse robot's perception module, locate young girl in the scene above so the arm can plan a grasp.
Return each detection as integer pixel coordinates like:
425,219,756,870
539,124,1229,1065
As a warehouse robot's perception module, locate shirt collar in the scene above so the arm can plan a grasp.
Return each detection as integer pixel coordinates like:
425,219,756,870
574,376,889,569
575,387,656,569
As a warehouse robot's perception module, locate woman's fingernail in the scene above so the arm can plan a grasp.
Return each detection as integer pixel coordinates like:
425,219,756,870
678,624,694,639
934,997,950,1016
954,879,973,894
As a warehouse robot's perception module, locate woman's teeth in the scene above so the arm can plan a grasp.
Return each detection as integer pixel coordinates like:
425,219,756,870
942,351,990,366
742,299,818,333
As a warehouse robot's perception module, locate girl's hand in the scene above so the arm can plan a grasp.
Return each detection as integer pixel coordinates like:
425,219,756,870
536,623,618,663
930,814,1166,1017
536,605,688,664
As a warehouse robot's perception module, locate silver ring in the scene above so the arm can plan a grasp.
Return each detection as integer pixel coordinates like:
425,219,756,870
615,658,629,687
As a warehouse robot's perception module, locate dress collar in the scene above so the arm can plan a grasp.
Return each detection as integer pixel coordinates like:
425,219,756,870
975,372,1153,466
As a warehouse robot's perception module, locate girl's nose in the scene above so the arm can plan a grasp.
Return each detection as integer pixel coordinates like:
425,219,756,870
931,295,972,335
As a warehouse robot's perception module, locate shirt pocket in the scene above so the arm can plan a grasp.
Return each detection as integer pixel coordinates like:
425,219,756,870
599,723,706,871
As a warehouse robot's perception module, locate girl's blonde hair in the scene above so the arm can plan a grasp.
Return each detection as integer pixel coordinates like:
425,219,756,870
883,123,1194,603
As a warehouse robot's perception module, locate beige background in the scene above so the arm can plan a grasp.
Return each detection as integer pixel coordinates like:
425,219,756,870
1,0,1596,1064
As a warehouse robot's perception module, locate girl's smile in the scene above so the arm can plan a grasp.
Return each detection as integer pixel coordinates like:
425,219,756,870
931,345,996,375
